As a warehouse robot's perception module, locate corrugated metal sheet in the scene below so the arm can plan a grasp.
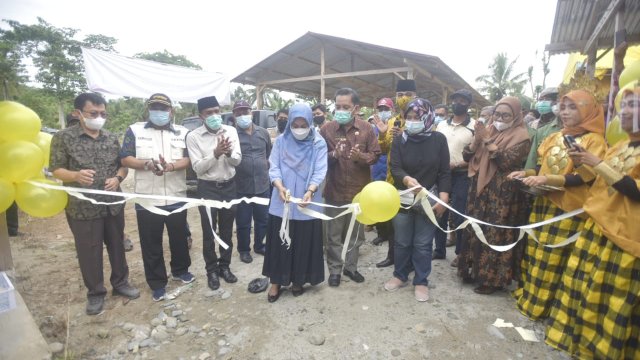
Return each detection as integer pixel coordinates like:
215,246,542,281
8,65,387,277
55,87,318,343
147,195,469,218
547,0,640,54
232,32,491,108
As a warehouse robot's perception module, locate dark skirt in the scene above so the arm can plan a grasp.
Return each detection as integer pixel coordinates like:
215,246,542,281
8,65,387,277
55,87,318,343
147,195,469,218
262,215,325,287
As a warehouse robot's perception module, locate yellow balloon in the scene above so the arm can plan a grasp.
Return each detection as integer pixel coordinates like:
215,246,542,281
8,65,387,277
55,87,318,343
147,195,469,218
0,101,42,142
619,60,640,89
15,179,67,218
0,178,15,213
0,141,44,183
33,132,53,167
352,193,377,225
359,181,400,222
606,116,630,146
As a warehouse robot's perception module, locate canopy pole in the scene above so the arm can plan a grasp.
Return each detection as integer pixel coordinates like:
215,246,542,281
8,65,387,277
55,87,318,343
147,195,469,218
320,45,325,104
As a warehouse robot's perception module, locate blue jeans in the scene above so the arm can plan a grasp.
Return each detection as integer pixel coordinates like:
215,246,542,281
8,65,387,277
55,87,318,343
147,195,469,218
392,210,437,286
434,172,470,256
236,190,270,253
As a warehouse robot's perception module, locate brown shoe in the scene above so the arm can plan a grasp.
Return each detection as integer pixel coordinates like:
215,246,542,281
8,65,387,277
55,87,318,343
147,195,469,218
445,237,455,247
450,256,458,267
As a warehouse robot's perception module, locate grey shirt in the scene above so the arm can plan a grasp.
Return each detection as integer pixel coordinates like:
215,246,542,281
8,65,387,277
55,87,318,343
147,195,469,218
236,125,272,194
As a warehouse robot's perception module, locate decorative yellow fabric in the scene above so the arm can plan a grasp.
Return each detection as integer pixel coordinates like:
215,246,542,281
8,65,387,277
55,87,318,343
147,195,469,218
536,132,607,211
584,140,640,258
544,174,566,187
574,165,596,183
593,162,624,186
524,168,537,177
378,114,404,184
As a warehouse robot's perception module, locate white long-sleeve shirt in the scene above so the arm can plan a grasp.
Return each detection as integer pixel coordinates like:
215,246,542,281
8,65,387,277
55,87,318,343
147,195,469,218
185,124,242,181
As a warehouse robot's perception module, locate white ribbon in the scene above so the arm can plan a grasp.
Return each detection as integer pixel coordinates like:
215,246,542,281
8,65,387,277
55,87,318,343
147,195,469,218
31,181,269,249
404,186,584,252
32,181,584,254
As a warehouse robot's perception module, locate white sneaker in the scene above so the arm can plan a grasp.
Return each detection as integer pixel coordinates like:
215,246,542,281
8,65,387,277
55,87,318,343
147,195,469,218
384,277,408,292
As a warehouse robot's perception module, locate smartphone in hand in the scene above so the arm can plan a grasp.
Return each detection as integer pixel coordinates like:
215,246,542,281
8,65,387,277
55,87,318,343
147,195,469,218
563,135,580,151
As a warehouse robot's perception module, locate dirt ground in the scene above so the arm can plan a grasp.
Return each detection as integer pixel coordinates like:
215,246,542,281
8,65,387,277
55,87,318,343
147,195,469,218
7,179,571,360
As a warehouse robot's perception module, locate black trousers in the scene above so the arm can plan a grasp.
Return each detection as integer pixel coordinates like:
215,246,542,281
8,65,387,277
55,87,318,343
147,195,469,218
136,208,190,290
377,220,395,259
67,211,129,298
198,179,237,274
6,202,18,235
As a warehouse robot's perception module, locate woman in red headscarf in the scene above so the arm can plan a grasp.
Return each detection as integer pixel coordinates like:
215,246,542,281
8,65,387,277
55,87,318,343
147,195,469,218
457,96,531,294
545,85,640,360
510,89,607,320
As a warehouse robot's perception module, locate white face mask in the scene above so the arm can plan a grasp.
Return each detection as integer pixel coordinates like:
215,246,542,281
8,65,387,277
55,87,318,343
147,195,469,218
291,127,310,140
84,116,106,131
493,120,513,132
378,111,392,122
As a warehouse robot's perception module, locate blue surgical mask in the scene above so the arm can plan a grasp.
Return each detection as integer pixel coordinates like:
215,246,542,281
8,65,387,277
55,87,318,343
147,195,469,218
334,110,352,125
236,115,252,129
536,100,553,115
149,110,171,126
434,115,445,124
206,114,222,130
405,120,425,135
378,111,392,122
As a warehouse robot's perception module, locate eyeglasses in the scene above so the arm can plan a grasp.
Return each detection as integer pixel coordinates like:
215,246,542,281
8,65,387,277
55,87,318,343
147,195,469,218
620,100,640,109
82,110,108,119
492,111,513,120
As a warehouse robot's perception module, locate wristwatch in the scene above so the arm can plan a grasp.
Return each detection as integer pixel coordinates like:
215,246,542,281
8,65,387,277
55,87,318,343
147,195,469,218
116,175,124,183
143,161,151,171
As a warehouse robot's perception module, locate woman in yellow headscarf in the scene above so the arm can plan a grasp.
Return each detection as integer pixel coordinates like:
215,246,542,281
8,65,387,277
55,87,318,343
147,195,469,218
509,90,606,320
545,85,640,359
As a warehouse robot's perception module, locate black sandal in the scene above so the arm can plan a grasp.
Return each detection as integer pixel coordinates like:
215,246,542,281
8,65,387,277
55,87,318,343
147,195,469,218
267,285,281,303
473,285,502,295
291,285,304,297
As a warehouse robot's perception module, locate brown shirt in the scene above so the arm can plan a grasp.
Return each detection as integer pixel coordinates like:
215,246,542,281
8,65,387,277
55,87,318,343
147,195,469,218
49,125,124,220
320,119,381,203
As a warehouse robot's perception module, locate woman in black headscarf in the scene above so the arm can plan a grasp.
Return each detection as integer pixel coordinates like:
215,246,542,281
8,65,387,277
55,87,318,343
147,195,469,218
384,98,451,302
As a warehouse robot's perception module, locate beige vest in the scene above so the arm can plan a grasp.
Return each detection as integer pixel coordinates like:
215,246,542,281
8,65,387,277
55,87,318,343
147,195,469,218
130,122,187,206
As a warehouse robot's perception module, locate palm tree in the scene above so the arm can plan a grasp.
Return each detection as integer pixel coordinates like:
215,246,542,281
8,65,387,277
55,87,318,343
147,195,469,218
265,92,294,111
476,53,528,102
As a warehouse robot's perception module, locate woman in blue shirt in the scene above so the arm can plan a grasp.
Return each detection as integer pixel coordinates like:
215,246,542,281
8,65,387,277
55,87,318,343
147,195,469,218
262,103,328,302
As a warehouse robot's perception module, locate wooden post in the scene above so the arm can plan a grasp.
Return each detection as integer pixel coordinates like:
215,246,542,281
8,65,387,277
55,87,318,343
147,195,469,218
0,213,13,271
320,45,325,104
586,46,597,78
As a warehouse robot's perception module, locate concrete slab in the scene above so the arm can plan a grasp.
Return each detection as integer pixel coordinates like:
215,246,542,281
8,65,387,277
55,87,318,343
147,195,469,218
0,287,51,360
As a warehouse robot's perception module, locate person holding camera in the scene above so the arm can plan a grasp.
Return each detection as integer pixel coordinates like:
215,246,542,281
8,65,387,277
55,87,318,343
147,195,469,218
508,89,606,319
120,93,194,302
371,80,417,268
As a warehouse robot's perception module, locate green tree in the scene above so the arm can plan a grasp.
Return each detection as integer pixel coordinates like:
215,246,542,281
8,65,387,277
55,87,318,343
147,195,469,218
264,92,293,111
2,18,119,128
0,28,26,100
476,53,528,102
134,50,202,70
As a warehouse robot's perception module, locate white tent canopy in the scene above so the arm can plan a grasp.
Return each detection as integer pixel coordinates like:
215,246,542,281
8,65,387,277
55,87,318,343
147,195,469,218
82,48,230,104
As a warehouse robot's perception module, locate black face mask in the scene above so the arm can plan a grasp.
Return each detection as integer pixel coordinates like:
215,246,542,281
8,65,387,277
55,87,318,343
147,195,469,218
277,120,287,133
313,116,325,125
452,103,469,116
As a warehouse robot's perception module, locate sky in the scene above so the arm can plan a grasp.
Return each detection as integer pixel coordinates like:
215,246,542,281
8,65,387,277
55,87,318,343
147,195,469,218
1,0,570,101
